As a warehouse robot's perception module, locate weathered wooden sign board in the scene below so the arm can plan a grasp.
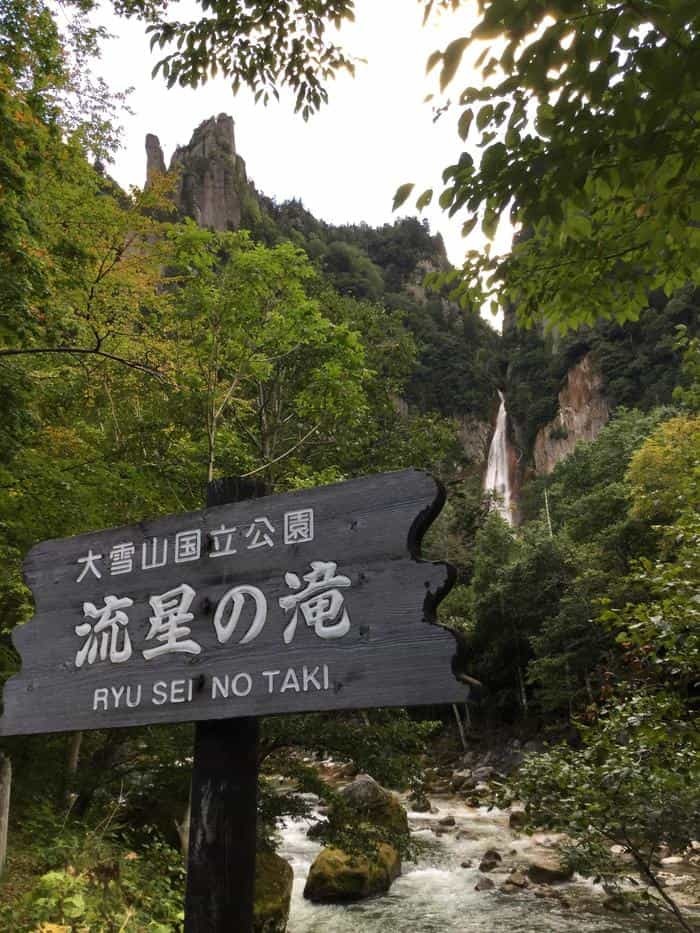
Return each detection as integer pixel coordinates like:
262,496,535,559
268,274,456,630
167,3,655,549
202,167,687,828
0,470,466,736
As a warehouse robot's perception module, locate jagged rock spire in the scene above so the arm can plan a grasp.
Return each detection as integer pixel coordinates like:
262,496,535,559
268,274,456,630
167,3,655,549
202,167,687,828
145,133,166,187
145,114,250,231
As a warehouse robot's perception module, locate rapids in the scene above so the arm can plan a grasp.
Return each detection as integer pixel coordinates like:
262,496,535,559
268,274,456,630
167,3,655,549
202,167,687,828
280,799,636,932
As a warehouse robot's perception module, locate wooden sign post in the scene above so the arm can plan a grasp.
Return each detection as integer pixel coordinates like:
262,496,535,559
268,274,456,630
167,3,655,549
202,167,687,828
185,476,264,932
0,469,468,931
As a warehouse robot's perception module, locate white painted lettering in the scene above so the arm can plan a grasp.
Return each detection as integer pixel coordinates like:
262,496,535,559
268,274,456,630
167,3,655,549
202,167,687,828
232,672,252,697
110,685,125,708
212,675,229,699
152,681,168,705
262,670,280,693
170,679,187,703
93,687,109,710
323,664,329,689
302,665,321,691
280,668,300,693
126,685,142,708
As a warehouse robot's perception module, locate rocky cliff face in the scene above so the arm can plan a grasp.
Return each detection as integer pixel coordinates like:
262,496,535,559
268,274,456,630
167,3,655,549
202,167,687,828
533,353,609,474
456,414,493,466
145,114,255,231
145,133,166,186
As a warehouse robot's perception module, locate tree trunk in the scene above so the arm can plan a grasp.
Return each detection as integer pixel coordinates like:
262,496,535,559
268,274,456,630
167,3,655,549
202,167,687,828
64,731,83,805
72,733,127,819
517,666,529,714
0,754,11,878
452,704,467,751
175,798,191,860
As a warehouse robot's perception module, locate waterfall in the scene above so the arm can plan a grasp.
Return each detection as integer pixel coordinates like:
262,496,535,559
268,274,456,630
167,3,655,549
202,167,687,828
484,390,513,524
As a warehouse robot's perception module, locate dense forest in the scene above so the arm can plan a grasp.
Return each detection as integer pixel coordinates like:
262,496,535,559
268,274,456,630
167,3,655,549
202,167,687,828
0,0,698,931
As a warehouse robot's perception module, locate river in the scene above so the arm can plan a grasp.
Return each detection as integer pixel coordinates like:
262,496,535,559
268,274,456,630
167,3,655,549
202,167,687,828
279,798,638,933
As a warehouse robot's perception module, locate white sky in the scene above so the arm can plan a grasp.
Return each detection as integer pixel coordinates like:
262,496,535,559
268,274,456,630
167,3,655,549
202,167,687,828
91,0,511,322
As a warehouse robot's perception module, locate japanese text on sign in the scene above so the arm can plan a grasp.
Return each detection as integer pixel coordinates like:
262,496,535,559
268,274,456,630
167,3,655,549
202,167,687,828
75,508,315,583
74,560,351,669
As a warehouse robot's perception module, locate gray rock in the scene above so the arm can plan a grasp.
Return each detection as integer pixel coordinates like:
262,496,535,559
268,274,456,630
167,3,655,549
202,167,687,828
450,770,472,791
166,114,254,232
472,765,496,783
460,859,473,869
438,814,456,827
338,774,408,837
509,807,527,830
474,877,495,891
409,794,431,814
145,134,166,187
527,852,573,884
500,881,520,894
505,870,528,888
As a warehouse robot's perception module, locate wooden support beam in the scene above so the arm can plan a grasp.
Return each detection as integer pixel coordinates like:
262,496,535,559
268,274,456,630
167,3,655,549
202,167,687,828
184,476,265,933
0,753,11,878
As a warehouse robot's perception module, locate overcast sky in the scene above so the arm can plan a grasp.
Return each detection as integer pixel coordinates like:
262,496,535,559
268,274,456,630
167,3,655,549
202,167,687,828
90,0,511,323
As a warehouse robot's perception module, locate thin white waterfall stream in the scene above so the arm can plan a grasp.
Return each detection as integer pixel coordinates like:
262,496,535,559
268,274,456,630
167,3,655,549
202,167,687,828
484,390,513,524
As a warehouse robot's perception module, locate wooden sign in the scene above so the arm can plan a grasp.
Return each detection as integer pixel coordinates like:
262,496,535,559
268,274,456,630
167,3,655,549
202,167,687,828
0,470,466,736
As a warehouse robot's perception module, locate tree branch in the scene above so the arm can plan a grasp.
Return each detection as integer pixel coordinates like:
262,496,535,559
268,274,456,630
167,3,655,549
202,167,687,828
0,345,166,380
240,423,321,478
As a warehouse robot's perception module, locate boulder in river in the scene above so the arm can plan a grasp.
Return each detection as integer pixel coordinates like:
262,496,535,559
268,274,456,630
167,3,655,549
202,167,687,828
508,806,527,830
303,844,400,902
409,792,431,813
505,870,528,888
472,765,497,783
254,851,293,933
339,774,409,837
527,851,573,884
450,770,472,791
474,877,495,891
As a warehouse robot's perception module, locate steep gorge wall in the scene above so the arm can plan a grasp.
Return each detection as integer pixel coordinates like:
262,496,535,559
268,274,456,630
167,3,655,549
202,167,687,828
533,353,610,475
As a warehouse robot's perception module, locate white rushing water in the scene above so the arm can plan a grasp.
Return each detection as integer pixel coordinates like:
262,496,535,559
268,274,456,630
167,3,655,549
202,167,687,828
279,800,635,933
484,390,513,525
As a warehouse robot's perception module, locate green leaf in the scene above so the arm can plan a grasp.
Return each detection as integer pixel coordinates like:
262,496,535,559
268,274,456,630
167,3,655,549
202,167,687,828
426,49,442,74
458,108,473,141
440,37,469,91
476,104,494,131
416,188,434,211
392,183,415,211
462,216,478,237
439,187,455,209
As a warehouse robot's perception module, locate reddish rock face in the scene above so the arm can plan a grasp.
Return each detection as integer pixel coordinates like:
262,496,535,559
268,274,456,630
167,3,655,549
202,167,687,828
533,353,610,475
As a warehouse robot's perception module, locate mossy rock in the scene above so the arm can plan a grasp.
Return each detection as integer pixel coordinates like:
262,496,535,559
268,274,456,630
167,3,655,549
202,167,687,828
338,774,409,838
303,843,400,902
254,851,293,933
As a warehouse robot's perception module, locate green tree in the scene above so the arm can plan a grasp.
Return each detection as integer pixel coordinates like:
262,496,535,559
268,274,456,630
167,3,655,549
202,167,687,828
420,0,700,330
166,223,370,487
512,419,699,932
